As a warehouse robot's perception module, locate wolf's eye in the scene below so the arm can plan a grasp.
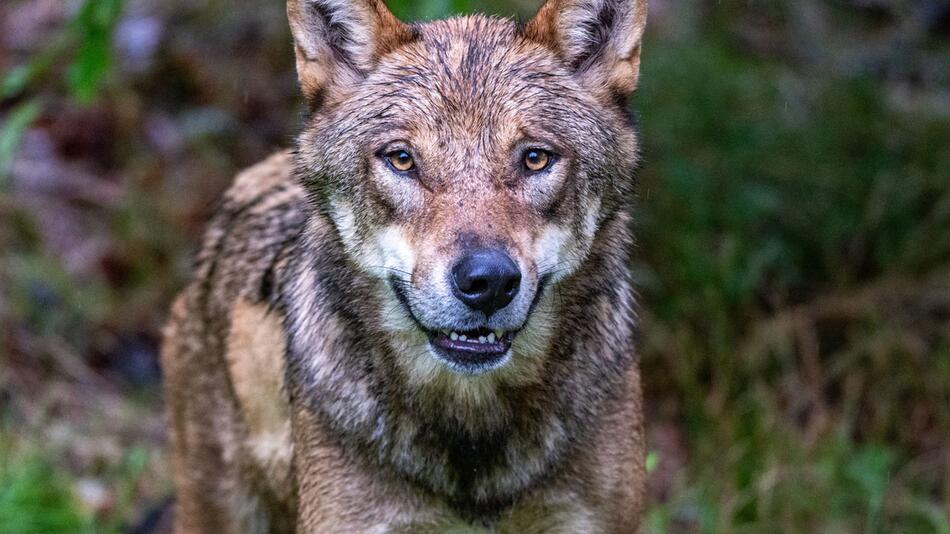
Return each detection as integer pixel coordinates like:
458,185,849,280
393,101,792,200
523,149,552,172
385,150,415,173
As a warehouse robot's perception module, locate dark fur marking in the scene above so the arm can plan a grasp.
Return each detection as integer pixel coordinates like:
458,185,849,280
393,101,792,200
199,184,294,320
310,2,360,72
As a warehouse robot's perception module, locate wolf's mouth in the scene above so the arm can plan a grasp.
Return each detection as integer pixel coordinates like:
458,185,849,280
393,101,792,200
426,327,514,368
388,277,516,371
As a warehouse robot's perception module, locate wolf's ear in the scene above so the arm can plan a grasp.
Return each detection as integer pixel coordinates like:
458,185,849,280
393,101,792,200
524,0,647,96
287,0,414,105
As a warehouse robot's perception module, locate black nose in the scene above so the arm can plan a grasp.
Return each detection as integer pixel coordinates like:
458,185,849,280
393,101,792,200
451,248,522,316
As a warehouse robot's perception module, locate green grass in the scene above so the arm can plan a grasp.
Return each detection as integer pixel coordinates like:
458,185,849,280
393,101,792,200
0,420,158,534
0,438,93,534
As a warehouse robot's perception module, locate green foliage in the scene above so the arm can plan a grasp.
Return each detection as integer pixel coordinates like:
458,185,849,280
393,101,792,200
0,434,155,534
635,37,950,533
68,0,126,104
388,0,536,20
635,40,950,325
646,451,660,473
2,0,126,104
0,101,41,183
0,438,93,534
0,0,127,182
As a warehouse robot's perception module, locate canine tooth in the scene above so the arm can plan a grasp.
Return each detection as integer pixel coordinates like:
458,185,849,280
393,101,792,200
487,333,496,343
459,335,467,341
478,336,487,343
494,329,504,338
450,332,458,341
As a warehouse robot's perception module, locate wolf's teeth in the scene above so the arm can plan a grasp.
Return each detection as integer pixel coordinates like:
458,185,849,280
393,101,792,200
487,333,496,343
494,329,505,338
459,335,467,341
450,332,459,341
442,329,450,335
478,336,487,343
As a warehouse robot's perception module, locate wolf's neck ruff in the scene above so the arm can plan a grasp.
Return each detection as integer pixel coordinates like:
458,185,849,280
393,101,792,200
283,204,637,519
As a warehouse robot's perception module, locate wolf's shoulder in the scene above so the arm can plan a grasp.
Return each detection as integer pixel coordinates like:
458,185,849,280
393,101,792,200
225,151,300,206
186,151,309,310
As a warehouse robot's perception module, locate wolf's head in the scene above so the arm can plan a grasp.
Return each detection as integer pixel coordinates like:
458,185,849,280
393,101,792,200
291,0,645,383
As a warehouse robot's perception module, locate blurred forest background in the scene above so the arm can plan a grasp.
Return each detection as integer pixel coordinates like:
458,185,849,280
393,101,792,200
1,0,948,532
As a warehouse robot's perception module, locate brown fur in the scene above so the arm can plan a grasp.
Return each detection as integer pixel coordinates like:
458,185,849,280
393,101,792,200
162,0,648,531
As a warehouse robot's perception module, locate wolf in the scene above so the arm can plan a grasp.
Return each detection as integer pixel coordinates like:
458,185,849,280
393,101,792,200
161,0,648,531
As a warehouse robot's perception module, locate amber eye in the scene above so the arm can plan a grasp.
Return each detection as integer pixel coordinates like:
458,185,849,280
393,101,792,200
386,150,415,172
523,149,552,172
